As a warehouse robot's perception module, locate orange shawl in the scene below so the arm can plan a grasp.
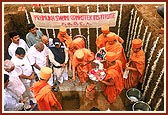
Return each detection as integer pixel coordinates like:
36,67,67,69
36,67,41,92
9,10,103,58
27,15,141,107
130,50,145,76
105,42,127,68
72,48,94,83
68,37,85,60
30,80,62,111
115,34,124,44
57,32,72,47
124,49,145,89
103,60,124,103
96,33,106,49
96,32,124,49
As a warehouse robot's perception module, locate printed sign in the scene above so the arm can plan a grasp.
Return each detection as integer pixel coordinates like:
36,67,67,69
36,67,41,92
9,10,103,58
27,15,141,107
30,11,118,29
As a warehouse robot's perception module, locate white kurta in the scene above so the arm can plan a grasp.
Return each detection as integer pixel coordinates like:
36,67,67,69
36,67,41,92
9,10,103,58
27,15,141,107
5,68,26,98
27,44,47,79
11,55,33,83
4,88,24,111
11,55,36,104
8,39,29,58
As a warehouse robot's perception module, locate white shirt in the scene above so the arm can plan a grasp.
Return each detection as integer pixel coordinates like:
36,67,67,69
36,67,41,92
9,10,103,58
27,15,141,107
11,55,33,83
27,44,47,67
43,43,49,57
5,67,26,98
8,39,29,58
4,88,24,111
27,44,47,78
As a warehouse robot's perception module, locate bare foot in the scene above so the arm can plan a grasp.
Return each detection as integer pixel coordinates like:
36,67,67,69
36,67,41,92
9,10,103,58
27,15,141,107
72,77,76,81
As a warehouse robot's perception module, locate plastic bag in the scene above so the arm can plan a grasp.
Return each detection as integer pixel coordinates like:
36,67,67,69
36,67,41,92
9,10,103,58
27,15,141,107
123,70,129,79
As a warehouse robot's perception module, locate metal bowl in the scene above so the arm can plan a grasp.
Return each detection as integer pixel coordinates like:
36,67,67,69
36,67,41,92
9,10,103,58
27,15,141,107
126,88,142,103
132,101,151,111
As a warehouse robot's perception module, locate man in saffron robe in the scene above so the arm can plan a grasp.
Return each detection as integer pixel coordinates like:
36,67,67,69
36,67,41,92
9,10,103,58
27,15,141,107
96,24,124,51
124,38,145,89
57,26,72,47
104,33,126,68
68,35,85,71
100,52,124,103
72,48,94,84
30,67,62,111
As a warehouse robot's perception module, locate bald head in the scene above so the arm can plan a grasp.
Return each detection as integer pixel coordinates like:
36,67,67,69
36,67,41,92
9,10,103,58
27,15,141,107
34,42,44,52
41,35,49,46
4,59,15,72
101,24,110,35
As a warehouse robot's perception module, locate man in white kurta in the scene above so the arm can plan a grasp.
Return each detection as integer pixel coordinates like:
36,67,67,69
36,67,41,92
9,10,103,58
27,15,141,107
4,59,26,99
27,42,48,79
4,74,24,111
8,31,29,58
11,47,36,105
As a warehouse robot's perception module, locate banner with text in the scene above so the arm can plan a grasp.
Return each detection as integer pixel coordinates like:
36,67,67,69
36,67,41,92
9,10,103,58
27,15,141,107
30,11,118,29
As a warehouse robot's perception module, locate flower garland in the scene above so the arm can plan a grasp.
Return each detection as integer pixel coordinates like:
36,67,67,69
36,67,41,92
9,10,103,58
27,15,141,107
88,48,106,81
88,68,105,81
142,48,163,98
141,37,159,90
147,66,164,105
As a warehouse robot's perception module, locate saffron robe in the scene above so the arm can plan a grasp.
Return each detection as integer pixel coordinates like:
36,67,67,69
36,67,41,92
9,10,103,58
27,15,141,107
124,49,145,89
105,42,127,68
102,60,124,103
57,32,72,47
68,37,85,61
96,32,124,49
72,48,94,83
30,80,62,111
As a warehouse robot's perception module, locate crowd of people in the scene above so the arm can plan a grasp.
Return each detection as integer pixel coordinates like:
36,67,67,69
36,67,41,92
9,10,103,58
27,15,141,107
4,23,145,111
